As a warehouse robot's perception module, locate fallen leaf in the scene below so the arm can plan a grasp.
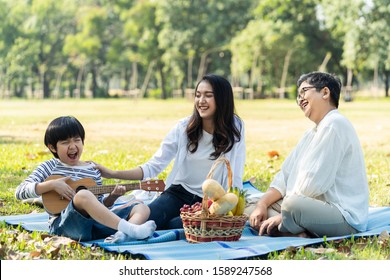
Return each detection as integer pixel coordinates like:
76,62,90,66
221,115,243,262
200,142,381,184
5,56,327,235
355,242,367,250
305,247,336,254
37,151,51,156
317,256,329,260
50,236,77,247
30,250,42,258
17,232,32,242
378,230,389,241
267,150,279,159
25,153,38,160
48,246,61,259
337,245,351,253
249,176,256,184
41,233,53,240
0,245,7,259
285,246,297,254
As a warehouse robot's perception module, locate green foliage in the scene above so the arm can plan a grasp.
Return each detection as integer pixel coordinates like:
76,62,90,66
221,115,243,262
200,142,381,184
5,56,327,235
1,0,390,98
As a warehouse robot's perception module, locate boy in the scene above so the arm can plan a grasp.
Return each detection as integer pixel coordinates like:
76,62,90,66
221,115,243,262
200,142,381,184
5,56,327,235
15,116,156,242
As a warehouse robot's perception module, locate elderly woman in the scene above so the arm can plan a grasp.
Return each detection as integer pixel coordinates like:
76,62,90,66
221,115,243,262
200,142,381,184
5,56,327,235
249,71,369,238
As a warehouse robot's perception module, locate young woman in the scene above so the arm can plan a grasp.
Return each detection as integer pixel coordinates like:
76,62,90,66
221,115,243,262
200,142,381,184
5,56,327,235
249,71,369,238
15,116,156,242
96,74,246,231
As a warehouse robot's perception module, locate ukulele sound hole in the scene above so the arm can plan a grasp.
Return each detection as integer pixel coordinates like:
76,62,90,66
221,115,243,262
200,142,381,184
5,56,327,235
76,186,88,192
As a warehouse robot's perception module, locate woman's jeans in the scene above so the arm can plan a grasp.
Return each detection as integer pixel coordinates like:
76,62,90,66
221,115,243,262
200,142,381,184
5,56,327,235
147,184,202,230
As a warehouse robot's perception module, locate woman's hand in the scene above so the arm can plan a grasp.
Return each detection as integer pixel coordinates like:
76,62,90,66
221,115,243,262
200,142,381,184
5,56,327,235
249,202,268,230
258,214,282,236
89,161,114,178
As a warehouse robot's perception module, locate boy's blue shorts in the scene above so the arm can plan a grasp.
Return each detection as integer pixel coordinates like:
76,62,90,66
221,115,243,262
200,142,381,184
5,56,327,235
49,200,139,241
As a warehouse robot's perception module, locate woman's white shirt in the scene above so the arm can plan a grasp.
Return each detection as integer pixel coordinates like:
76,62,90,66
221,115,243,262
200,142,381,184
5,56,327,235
271,110,369,231
140,116,246,194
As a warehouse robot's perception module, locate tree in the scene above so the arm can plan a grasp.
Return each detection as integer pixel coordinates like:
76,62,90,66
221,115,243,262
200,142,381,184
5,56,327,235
158,0,254,93
231,0,327,98
361,0,390,97
23,0,76,98
320,0,366,100
121,0,165,97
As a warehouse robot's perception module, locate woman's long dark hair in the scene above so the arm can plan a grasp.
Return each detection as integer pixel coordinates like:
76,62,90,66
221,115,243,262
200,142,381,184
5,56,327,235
186,74,242,159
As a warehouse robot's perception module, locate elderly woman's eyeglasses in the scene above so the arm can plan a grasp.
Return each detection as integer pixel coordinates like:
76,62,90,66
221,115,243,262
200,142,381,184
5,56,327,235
296,86,319,105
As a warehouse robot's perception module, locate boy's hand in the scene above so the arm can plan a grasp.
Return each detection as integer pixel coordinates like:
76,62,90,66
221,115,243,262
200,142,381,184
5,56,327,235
52,176,75,201
103,184,126,207
111,184,126,196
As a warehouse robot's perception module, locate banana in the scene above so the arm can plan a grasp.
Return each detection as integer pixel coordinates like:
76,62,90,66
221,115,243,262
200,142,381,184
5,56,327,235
234,189,247,216
229,187,239,215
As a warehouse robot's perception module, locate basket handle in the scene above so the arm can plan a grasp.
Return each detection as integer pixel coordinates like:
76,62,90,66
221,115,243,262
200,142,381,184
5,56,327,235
206,156,233,192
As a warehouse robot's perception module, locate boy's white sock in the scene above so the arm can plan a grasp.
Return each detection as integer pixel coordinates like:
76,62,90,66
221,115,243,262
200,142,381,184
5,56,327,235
104,231,128,243
118,219,156,240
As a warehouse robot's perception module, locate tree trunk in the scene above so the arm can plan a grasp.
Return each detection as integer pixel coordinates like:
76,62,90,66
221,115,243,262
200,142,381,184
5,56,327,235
196,47,222,82
279,49,292,99
43,72,50,98
158,63,167,99
53,66,66,99
346,68,353,88
39,65,47,99
187,55,193,88
373,62,378,90
197,51,208,83
75,64,84,99
140,60,155,97
130,62,138,89
123,66,130,91
91,66,98,98
250,48,261,90
343,68,354,102
318,52,332,72
385,70,389,98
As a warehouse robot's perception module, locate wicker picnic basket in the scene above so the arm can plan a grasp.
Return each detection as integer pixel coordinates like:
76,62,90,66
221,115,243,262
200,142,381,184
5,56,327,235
180,157,248,243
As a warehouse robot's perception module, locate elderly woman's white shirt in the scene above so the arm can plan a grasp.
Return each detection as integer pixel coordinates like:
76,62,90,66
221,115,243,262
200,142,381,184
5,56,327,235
271,110,369,231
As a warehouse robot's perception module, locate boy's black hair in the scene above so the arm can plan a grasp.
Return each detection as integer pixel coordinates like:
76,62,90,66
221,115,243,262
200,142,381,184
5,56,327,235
44,116,85,158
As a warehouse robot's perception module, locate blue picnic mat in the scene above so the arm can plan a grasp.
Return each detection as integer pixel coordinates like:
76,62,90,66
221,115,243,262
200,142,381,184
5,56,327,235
1,181,390,260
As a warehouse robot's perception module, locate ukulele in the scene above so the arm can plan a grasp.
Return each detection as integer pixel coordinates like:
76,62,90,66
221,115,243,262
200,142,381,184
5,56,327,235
41,175,165,215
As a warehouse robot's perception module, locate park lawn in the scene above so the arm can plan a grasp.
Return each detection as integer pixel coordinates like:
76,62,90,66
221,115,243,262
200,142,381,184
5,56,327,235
0,98,389,260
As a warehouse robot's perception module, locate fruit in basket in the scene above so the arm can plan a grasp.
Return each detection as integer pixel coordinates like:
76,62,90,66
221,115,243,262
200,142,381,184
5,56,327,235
229,187,239,214
229,187,247,216
180,202,203,213
209,193,238,215
202,179,225,201
234,189,247,216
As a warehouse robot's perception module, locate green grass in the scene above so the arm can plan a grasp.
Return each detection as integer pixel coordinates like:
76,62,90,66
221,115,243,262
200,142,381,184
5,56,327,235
0,98,389,260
